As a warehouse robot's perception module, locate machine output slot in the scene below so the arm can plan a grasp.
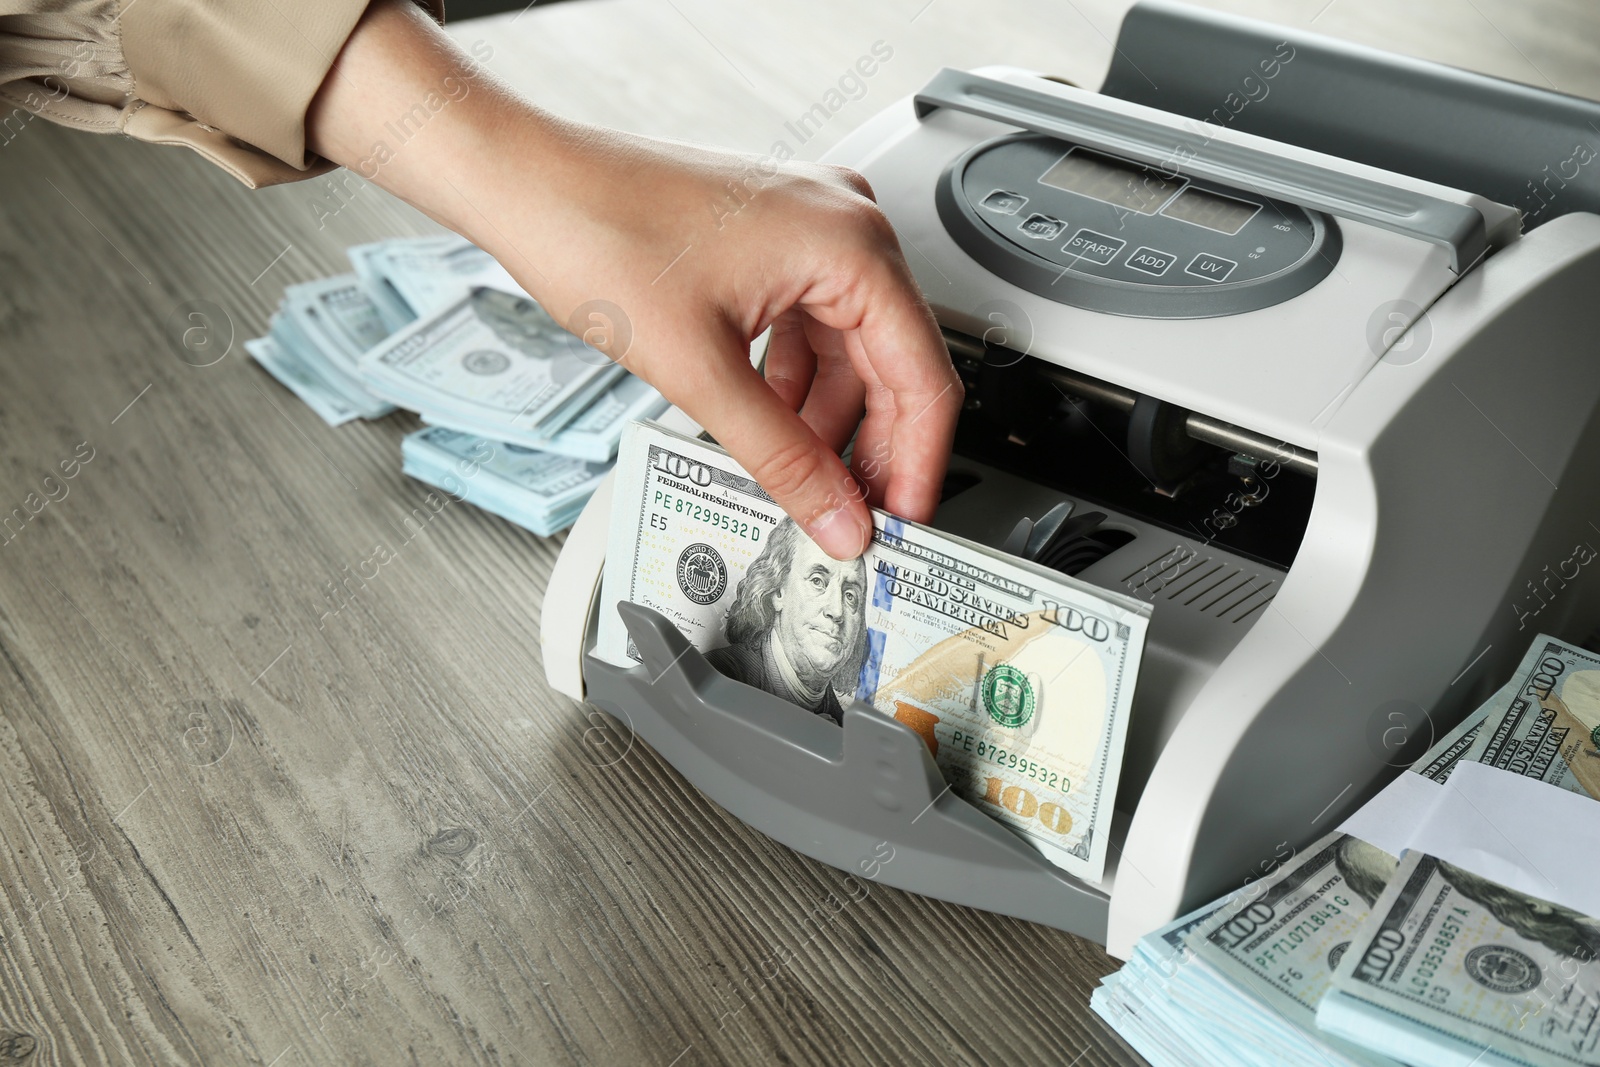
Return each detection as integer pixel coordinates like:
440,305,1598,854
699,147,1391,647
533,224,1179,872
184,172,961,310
941,328,1317,572
943,330,1317,476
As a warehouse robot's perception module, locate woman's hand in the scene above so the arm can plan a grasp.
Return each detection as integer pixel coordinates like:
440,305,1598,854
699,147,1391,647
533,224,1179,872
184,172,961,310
307,0,962,558
469,131,965,560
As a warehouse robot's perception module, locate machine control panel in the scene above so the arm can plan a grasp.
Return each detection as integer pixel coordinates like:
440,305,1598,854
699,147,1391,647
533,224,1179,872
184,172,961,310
937,134,1340,318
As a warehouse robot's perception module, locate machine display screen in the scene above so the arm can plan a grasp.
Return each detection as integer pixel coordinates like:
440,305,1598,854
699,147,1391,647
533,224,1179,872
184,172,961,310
1038,149,1181,214
1161,186,1261,234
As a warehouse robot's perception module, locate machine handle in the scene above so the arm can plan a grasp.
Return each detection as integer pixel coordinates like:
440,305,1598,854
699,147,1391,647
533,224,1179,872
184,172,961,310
914,67,1488,274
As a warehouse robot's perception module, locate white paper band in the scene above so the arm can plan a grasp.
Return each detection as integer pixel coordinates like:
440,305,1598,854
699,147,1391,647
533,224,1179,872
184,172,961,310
1339,762,1600,917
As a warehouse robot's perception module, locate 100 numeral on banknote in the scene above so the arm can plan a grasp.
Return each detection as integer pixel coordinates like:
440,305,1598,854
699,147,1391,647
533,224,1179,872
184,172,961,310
597,422,1150,882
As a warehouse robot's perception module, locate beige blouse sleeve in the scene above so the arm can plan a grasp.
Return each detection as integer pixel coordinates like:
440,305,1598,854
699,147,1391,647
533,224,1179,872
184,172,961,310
0,0,444,188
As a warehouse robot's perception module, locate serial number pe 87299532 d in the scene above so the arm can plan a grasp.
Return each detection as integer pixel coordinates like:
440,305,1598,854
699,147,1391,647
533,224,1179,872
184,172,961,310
650,489,763,542
950,729,1072,793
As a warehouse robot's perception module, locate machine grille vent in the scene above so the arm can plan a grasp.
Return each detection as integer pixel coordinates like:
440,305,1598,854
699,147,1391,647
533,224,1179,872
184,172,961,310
1121,545,1277,623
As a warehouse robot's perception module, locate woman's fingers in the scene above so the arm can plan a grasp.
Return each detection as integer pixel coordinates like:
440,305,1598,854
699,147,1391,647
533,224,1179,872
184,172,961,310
856,261,962,522
798,233,963,524
763,312,865,457
666,334,873,560
795,320,868,456
762,309,816,413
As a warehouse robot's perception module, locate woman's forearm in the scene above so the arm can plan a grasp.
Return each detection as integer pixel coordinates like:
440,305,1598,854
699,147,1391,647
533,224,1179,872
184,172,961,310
304,0,544,243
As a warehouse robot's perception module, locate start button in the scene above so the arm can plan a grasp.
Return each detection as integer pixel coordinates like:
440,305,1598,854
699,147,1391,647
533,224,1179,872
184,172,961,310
1062,228,1126,266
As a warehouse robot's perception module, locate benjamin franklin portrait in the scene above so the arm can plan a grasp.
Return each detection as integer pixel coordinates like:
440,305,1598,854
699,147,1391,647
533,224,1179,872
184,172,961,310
1334,836,1399,908
706,518,870,726
1439,861,1600,961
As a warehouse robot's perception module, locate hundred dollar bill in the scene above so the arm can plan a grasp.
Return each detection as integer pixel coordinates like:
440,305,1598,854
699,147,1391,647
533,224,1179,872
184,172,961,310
358,286,621,441
1184,831,1407,1067
271,277,395,419
1099,893,1289,1067
1319,851,1600,1067
1465,634,1600,800
424,372,666,464
364,235,522,319
244,336,359,426
596,421,1151,883
348,241,418,332
405,427,609,513
543,374,667,462
1175,699,1501,1065
1097,882,1374,1067
400,428,606,537
287,275,392,371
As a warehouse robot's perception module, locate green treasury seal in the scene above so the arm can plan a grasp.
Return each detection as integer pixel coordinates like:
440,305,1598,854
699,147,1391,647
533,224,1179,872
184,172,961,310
983,664,1035,729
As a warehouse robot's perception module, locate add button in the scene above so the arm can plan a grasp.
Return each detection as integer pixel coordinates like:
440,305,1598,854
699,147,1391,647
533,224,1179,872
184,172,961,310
1061,229,1126,266
1126,246,1176,277
1185,252,1239,283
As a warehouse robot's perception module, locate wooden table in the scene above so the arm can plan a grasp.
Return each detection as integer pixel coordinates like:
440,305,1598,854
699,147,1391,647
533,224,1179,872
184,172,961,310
2,1,1597,1064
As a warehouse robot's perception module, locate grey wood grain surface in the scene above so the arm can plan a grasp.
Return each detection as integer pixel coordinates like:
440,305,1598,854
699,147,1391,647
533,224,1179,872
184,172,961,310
2,1,1598,1064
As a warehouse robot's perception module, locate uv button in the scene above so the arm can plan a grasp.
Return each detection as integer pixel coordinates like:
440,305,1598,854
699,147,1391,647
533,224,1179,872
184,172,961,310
1185,252,1239,283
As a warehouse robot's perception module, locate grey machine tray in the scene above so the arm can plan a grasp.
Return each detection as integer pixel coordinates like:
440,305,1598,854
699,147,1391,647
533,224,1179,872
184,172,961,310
583,603,1112,940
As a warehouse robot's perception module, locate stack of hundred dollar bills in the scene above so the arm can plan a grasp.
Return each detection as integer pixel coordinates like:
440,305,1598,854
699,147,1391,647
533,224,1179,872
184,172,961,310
595,420,1153,885
245,235,666,535
1093,635,1600,1067
400,428,607,537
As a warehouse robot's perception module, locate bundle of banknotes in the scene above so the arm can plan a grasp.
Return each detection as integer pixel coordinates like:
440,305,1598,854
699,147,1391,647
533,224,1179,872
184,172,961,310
245,234,667,535
401,427,608,537
594,421,1153,883
1094,636,1600,1067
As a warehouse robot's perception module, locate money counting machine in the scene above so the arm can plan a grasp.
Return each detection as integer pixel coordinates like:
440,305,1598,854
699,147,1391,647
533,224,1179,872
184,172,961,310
542,1,1600,958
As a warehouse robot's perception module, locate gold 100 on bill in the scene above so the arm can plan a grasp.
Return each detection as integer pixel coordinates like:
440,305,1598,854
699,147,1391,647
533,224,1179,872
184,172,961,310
596,421,1151,883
